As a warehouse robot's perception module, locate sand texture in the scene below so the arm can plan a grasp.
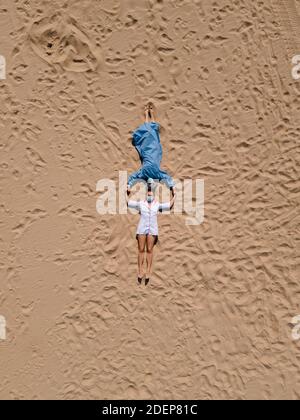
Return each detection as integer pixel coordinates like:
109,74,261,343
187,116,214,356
0,0,299,400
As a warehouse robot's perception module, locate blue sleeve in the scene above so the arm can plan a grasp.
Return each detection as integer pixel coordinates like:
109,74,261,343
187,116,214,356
159,171,174,188
128,169,144,188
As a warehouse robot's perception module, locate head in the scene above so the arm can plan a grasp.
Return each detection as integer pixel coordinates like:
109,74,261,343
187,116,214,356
147,190,155,203
146,178,156,203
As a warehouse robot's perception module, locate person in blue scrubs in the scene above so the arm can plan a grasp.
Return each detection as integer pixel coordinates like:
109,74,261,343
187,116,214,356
127,103,174,191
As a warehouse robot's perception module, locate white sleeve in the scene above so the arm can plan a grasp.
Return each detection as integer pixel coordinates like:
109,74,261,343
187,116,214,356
159,202,171,212
128,200,140,211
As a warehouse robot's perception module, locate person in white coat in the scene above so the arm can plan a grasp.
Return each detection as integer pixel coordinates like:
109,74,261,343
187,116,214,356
127,180,176,285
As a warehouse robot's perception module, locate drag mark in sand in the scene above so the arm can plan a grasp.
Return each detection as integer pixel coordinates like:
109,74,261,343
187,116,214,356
28,13,102,72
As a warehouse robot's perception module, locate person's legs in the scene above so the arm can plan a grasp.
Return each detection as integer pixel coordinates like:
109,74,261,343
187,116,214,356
137,235,147,279
146,235,156,281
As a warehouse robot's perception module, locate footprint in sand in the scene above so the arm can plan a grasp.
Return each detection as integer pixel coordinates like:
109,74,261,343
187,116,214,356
29,13,102,73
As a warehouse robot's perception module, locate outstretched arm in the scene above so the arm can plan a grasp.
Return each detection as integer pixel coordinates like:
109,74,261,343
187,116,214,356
126,188,140,211
159,188,176,213
128,168,144,190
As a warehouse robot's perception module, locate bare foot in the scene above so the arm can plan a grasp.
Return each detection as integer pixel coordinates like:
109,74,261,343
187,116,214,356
147,102,156,122
144,104,151,123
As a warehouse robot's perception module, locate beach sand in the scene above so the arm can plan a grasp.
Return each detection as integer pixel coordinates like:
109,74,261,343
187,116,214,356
0,0,299,400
